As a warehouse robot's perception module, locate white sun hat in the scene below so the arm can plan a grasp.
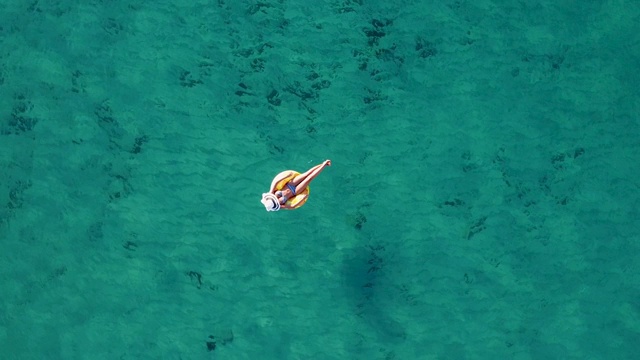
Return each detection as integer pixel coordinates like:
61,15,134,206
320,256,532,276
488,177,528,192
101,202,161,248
261,193,280,211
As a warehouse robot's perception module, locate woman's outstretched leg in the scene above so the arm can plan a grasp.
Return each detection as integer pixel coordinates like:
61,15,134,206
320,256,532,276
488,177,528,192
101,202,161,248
291,164,320,182
291,160,331,192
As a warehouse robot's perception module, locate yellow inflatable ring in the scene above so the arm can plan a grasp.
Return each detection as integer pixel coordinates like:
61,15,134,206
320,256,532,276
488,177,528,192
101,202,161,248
271,170,310,210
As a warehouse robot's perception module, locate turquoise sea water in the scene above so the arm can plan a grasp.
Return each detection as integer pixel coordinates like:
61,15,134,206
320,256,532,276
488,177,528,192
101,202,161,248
1,1,639,359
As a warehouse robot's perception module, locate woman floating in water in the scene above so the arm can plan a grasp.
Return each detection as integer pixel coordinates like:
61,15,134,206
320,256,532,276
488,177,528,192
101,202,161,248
261,160,331,211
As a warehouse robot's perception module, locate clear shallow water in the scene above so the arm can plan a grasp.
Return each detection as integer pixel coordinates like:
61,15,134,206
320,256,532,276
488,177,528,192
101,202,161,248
1,1,639,359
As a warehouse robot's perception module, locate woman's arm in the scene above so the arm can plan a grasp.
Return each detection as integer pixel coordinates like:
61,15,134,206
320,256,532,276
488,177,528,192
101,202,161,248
269,170,296,193
281,193,308,210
